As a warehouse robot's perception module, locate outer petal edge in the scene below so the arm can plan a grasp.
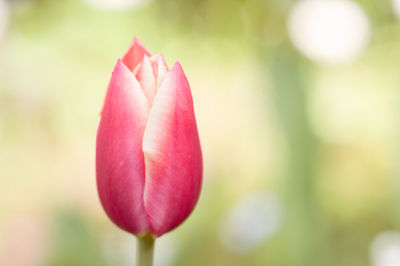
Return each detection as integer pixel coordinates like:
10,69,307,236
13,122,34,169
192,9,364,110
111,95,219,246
142,62,203,236
96,59,150,235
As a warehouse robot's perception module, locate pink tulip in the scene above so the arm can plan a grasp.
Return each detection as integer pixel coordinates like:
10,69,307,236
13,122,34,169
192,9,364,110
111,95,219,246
96,37,202,237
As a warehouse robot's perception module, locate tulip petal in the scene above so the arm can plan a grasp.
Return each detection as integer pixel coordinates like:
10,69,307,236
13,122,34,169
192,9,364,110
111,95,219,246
142,62,202,236
135,55,156,104
96,60,150,235
151,53,169,88
122,37,152,72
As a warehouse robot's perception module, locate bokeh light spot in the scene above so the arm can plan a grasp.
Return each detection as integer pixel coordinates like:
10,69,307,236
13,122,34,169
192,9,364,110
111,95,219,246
288,0,370,65
84,0,152,11
219,192,283,254
370,231,400,266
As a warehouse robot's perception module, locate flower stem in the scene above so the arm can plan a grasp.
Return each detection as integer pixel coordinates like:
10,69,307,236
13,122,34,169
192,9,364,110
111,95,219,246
136,234,155,266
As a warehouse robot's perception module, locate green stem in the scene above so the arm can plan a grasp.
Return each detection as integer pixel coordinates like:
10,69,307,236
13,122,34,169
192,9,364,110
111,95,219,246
136,234,155,266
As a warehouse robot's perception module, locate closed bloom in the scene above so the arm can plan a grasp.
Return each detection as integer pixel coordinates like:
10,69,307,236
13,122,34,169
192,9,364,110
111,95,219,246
96,37,202,237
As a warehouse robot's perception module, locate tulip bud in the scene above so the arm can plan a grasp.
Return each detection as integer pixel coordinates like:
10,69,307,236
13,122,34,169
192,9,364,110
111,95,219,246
96,37,202,237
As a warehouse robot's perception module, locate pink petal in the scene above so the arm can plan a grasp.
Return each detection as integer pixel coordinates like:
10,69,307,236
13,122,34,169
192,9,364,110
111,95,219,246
142,62,203,236
135,55,156,104
151,53,169,88
122,37,152,72
96,60,150,235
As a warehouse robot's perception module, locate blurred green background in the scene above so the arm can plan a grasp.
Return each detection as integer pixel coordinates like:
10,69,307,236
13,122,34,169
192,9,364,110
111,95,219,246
1,0,400,265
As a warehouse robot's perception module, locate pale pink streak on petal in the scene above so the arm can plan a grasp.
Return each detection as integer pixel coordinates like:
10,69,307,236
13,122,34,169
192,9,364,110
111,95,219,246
142,62,202,236
122,37,152,72
151,53,169,89
96,60,150,235
152,54,169,88
135,55,156,104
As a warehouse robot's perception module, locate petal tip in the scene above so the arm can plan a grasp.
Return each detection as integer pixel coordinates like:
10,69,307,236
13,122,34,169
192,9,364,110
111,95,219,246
156,53,169,68
171,61,182,70
128,36,146,50
122,37,152,71
168,61,189,82
113,58,131,76
115,58,123,67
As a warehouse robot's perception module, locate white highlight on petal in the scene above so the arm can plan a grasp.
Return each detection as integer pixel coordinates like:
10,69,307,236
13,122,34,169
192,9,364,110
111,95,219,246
288,0,370,65
0,0,9,41
141,67,177,229
136,55,157,104
152,54,169,89
219,192,283,254
134,54,169,105
370,231,400,266
142,66,175,160
84,0,152,11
